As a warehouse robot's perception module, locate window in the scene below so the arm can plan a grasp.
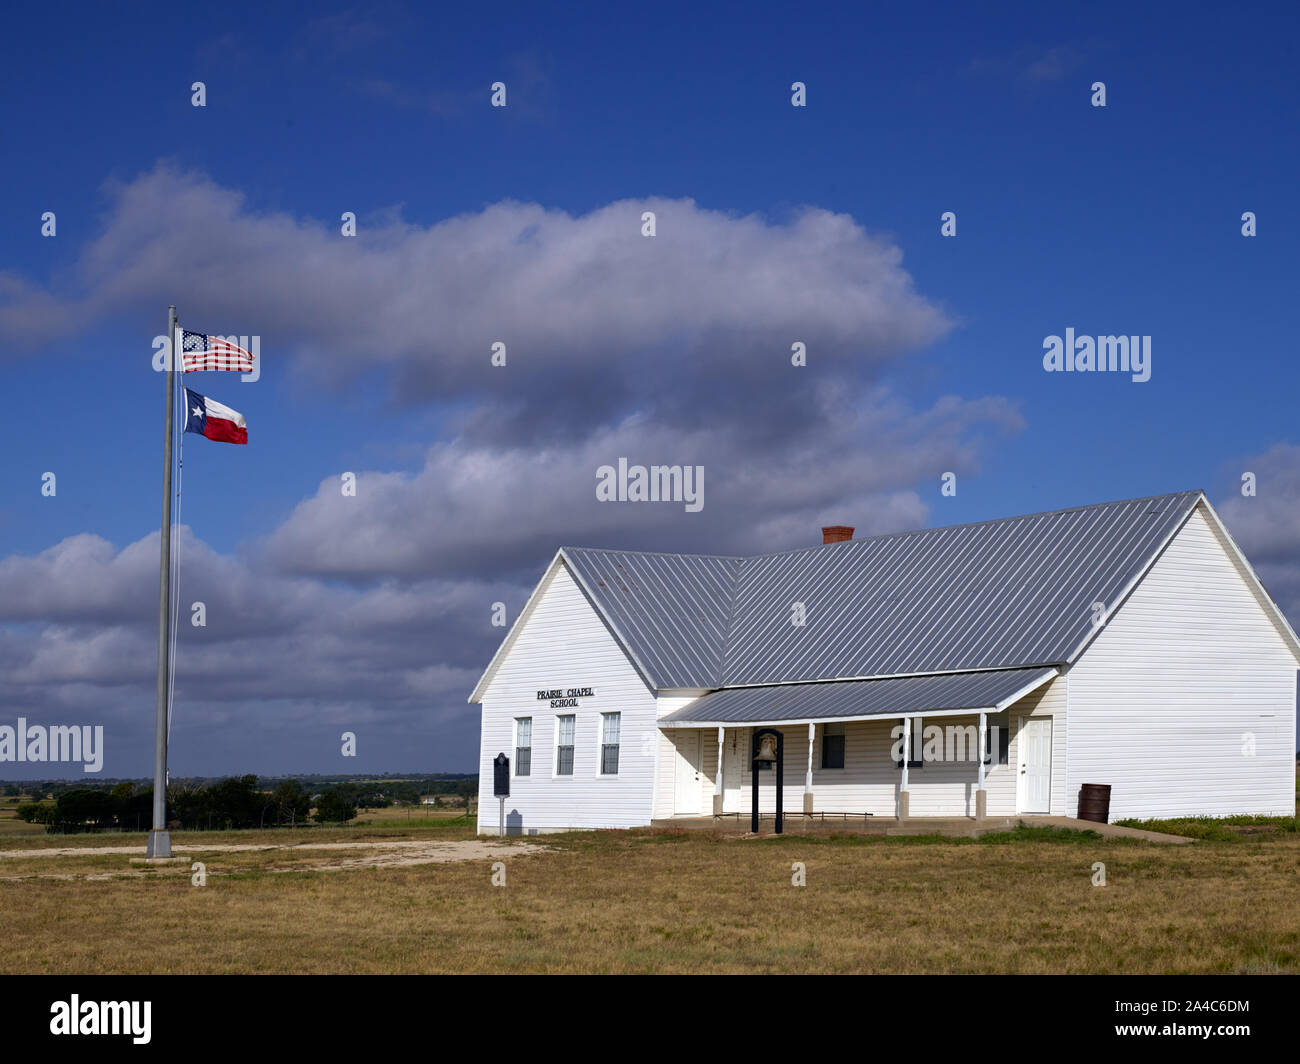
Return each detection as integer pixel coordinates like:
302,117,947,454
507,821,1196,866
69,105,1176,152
555,715,575,775
895,719,924,769
821,722,845,770
514,717,532,777
983,720,1009,766
600,712,621,775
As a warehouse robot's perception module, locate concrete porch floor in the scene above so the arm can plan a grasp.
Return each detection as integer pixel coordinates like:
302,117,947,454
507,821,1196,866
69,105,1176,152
649,814,1192,843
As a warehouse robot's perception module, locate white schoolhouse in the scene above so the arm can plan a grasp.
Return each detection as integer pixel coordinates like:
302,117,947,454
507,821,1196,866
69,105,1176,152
470,491,1299,832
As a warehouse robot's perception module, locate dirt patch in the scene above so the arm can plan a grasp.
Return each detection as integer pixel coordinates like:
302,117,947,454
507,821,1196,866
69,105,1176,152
273,840,543,873
0,839,551,881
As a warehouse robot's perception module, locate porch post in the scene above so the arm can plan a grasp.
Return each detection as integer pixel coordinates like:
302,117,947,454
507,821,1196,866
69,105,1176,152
898,714,910,819
976,712,987,820
713,726,725,815
804,721,815,813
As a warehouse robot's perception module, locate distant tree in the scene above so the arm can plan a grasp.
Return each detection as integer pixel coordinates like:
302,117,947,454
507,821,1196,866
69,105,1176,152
117,786,153,832
271,781,311,826
15,803,51,823
350,783,391,810
168,782,205,829
53,789,115,831
163,776,266,830
313,789,357,823
207,775,264,829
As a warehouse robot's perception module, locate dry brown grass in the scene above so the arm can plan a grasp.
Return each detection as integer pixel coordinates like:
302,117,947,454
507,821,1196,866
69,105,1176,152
1,822,1297,973
0,797,49,836
353,804,471,825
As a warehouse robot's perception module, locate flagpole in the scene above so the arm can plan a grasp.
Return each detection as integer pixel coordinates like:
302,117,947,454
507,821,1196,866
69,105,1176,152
147,305,177,859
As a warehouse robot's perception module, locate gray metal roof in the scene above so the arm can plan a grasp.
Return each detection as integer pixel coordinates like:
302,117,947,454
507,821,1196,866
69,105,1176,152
720,490,1199,685
562,490,1202,689
659,667,1057,724
562,548,742,689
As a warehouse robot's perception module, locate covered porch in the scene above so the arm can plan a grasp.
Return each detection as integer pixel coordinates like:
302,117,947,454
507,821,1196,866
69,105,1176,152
656,667,1060,822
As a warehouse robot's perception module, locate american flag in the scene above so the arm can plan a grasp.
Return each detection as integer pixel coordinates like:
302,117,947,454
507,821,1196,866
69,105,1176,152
181,330,255,374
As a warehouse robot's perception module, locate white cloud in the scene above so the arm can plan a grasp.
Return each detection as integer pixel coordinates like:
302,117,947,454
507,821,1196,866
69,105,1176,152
0,166,951,430
1216,442,1300,626
265,388,1022,579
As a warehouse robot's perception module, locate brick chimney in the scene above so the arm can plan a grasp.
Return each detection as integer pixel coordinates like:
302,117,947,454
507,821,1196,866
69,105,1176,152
821,525,854,544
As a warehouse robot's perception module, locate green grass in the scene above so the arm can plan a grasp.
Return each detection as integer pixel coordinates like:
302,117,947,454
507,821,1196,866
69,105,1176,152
1115,814,1300,841
976,824,1106,844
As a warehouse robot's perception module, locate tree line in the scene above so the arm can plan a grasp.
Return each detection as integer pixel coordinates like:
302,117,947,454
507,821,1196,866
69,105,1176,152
11,776,458,833
9,773,474,803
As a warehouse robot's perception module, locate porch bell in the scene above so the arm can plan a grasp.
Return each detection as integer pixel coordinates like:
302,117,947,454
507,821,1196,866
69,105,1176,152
750,727,784,834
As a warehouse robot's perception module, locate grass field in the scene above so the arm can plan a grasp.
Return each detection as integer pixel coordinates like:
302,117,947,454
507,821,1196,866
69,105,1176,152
353,803,472,825
1,812,1298,974
0,796,53,836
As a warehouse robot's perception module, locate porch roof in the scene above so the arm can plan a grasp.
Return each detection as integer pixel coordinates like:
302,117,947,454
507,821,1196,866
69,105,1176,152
658,666,1057,727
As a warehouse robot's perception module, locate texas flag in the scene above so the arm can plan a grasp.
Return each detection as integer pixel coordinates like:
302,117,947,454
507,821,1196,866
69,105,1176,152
184,387,248,445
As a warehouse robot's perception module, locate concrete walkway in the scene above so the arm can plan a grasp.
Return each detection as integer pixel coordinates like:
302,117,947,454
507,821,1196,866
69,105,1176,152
651,814,1192,843
1031,816,1193,844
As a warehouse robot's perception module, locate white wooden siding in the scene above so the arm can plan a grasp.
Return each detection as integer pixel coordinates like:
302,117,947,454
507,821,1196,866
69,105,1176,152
1007,675,1068,816
653,694,703,819
476,562,658,832
1067,504,1299,820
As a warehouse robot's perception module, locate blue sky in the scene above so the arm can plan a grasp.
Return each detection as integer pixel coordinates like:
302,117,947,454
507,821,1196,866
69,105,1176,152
2,1,1297,777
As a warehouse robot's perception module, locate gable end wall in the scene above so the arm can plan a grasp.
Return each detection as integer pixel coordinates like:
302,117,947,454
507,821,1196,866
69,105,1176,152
476,562,658,831
1067,505,1298,819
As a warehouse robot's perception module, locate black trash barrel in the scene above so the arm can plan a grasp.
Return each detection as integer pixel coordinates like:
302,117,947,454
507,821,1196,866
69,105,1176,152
1078,783,1111,823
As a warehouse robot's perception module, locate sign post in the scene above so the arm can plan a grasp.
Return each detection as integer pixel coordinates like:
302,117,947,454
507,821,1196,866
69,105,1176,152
493,752,510,837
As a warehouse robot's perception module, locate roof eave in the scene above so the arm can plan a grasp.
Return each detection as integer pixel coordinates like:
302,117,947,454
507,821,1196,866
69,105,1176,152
1195,493,1300,660
467,549,568,704
554,548,662,693
1059,490,1202,666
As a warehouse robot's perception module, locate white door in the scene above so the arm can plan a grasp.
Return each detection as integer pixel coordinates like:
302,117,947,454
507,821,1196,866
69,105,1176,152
674,732,702,815
1020,717,1053,813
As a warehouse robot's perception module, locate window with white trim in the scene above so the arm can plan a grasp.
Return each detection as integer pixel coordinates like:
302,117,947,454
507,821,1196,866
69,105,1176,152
600,712,621,775
555,714,575,775
514,717,532,777
821,722,845,770
983,721,1009,766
